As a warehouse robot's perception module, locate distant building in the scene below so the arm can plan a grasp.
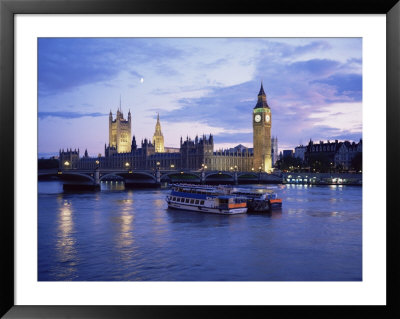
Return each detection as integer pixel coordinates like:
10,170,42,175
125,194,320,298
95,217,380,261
282,150,294,158
271,136,278,166
294,145,306,162
305,139,362,170
335,140,362,170
164,147,180,153
228,144,248,153
305,140,341,168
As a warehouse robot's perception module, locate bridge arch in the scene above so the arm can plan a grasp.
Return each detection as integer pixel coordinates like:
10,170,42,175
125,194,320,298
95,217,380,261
38,171,59,180
99,173,125,181
161,171,201,182
205,172,234,178
60,172,95,183
237,172,259,178
204,172,235,183
99,172,158,181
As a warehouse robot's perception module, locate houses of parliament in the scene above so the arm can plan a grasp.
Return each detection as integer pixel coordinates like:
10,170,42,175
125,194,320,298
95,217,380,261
59,83,277,173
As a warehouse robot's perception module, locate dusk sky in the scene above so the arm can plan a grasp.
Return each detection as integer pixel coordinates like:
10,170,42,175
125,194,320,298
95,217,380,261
38,38,362,158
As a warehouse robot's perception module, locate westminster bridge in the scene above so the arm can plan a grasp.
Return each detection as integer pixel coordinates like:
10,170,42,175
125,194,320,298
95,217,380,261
38,168,283,190
38,169,362,190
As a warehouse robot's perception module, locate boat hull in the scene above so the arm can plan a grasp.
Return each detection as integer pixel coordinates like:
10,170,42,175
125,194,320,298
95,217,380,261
167,202,247,215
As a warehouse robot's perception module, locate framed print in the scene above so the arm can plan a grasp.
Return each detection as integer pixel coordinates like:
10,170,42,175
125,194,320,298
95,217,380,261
1,0,399,318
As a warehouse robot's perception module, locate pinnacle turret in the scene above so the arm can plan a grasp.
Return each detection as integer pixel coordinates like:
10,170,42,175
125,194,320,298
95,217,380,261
254,81,269,109
258,81,266,97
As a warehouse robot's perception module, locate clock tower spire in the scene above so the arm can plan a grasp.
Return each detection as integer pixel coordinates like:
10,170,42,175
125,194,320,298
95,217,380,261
252,82,272,173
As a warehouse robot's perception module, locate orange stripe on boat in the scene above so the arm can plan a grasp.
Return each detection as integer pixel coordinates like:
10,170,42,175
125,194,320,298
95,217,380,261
270,199,282,204
228,203,247,208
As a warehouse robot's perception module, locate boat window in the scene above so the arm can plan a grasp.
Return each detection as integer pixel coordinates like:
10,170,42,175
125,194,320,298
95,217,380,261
195,200,199,204
190,199,195,204
200,200,204,205
185,199,190,203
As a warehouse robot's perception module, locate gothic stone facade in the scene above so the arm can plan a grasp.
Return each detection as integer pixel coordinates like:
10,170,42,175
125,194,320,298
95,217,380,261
252,83,272,173
109,108,132,153
60,84,274,172
153,113,165,153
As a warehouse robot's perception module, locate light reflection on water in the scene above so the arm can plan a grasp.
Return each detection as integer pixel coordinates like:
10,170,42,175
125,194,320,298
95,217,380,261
38,182,362,281
55,196,78,280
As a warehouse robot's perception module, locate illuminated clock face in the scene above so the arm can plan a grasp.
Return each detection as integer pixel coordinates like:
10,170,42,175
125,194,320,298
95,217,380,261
265,115,270,123
254,114,261,122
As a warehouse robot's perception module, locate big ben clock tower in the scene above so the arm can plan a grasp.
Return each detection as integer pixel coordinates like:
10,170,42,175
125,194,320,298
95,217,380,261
253,82,272,173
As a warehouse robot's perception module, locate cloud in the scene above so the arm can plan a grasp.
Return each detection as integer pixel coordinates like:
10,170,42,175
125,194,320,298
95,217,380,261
288,59,340,77
212,132,253,144
248,40,331,60
129,70,144,79
38,111,107,119
312,73,362,102
38,38,187,97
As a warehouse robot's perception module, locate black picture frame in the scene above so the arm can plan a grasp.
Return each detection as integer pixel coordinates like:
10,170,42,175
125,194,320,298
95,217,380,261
1,0,399,318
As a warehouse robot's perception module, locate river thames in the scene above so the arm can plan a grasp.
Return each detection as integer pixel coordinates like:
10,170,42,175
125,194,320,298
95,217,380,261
38,182,362,281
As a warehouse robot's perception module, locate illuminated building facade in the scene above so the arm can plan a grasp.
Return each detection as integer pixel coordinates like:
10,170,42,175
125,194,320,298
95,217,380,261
153,113,165,153
60,85,276,172
252,83,272,173
108,106,132,153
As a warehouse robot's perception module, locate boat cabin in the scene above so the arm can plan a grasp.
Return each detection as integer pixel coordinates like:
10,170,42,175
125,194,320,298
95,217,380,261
216,196,247,209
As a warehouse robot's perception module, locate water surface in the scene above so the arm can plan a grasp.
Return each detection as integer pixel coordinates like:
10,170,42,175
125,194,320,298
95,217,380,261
38,182,362,281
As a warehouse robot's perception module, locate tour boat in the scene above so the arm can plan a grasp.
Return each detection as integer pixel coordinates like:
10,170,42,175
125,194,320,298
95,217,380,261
166,184,248,215
230,188,282,212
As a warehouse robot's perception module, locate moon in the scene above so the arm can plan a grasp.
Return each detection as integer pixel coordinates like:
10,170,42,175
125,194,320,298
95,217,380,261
140,78,144,84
